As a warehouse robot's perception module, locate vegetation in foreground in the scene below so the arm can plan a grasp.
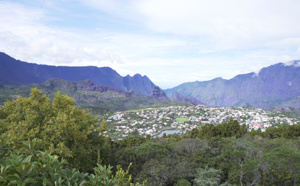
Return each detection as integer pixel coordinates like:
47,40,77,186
1,88,300,185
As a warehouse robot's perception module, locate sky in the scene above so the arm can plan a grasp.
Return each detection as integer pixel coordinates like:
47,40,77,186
1,0,300,89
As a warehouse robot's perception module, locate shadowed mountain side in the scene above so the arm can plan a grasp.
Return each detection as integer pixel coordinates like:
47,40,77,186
0,52,155,96
165,61,300,109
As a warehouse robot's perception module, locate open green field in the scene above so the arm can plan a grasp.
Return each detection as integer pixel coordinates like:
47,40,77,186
175,118,188,122
125,108,155,112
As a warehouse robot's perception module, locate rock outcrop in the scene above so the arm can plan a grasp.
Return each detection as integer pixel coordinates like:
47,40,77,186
149,86,170,102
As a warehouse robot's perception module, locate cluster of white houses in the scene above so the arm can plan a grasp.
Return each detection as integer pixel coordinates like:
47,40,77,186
106,105,300,139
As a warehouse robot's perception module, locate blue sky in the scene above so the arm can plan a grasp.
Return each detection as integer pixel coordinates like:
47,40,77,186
1,0,300,88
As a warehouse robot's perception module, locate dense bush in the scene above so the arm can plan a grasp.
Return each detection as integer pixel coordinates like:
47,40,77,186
0,136,144,185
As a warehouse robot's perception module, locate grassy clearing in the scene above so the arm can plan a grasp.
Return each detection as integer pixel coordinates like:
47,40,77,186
125,108,155,112
175,118,188,122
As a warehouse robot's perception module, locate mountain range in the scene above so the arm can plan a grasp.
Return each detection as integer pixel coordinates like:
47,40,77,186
0,52,155,96
1,52,300,109
165,61,300,109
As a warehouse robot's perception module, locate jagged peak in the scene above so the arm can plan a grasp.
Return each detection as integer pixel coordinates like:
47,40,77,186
133,73,142,77
125,73,150,80
124,73,144,79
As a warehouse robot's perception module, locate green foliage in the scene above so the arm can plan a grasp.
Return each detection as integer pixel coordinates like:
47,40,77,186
263,124,300,139
0,137,145,186
249,124,300,139
0,88,101,171
176,179,191,186
99,119,108,133
260,139,300,185
219,138,263,185
189,120,247,139
110,131,300,186
193,166,223,186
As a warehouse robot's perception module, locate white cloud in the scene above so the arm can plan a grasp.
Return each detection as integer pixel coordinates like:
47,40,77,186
0,1,124,67
76,0,300,57
136,0,300,50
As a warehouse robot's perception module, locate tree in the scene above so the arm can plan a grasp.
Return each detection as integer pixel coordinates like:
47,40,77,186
260,142,300,185
0,137,145,185
193,166,223,186
220,138,263,185
176,179,191,186
0,88,100,171
99,119,108,133
162,133,167,138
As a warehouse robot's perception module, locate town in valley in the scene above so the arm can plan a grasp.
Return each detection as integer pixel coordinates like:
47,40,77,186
104,105,300,139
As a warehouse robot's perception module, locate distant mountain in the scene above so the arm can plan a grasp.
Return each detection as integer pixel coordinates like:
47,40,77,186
0,52,155,96
165,61,300,109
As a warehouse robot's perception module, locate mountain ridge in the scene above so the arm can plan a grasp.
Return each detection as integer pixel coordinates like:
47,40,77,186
165,61,300,109
0,52,155,96
2,52,300,109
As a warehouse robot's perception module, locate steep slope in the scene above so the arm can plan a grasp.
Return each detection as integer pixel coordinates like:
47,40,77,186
0,52,155,96
123,74,155,96
165,61,300,109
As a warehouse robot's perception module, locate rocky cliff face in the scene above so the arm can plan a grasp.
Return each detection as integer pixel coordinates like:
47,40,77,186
43,78,124,94
165,61,300,109
0,52,156,96
149,86,170,102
